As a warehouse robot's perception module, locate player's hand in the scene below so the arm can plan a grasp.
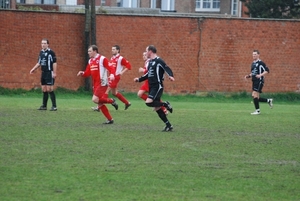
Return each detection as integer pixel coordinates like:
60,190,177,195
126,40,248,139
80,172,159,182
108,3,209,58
138,67,144,73
52,73,57,78
244,75,251,79
169,76,175,81
30,68,35,74
134,78,139,82
256,74,261,78
109,74,115,81
77,71,84,76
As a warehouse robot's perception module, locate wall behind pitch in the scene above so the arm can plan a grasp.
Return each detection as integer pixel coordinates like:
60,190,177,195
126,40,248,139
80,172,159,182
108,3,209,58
0,10,86,91
0,10,299,93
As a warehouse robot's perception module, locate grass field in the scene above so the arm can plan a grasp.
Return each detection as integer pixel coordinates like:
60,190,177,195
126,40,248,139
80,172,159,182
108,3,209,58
0,91,300,201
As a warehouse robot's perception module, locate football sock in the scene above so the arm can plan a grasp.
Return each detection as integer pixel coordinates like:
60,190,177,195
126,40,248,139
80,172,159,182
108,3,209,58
43,92,48,107
156,109,171,126
99,105,112,120
161,106,168,112
114,92,129,105
259,97,267,102
160,100,167,112
140,94,148,101
253,98,259,110
49,91,56,107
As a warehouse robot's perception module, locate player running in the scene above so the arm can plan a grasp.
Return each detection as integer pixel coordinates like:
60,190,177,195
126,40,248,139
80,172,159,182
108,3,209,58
137,52,168,115
77,45,118,124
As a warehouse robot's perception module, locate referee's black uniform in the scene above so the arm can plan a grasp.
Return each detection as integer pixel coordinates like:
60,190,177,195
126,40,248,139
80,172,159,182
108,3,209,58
38,48,57,85
37,48,57,110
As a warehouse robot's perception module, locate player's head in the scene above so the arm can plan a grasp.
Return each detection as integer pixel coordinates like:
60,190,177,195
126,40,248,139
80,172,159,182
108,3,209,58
41,39,49,50
147,45,157,53
143,51,147,61
88,45,98,58
146,45,156,58
112,45,120,55
253,49,260,61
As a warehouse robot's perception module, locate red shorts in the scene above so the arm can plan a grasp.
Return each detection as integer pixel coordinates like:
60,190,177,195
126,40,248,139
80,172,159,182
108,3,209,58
94,85,108,98
108,75,121,89
139,80,149,92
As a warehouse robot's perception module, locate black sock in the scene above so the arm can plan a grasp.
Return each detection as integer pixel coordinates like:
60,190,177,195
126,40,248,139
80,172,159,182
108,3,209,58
49,91,56,107
259,97,267,102
156,109,171,126
253,98,259,110
43,92,48,107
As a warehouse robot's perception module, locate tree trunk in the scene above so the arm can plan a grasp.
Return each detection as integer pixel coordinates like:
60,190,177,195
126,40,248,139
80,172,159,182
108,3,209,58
91,0,97,45
84,0,91,91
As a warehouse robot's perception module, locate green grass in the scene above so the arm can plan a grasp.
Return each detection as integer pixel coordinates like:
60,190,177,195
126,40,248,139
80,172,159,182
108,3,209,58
0,90,300,201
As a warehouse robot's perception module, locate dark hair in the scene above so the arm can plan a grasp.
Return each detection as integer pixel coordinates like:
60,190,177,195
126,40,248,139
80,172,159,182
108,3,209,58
253,49,260,54
42,38,49,44
89,45,98,53
113,45,120,53
147,45,157,53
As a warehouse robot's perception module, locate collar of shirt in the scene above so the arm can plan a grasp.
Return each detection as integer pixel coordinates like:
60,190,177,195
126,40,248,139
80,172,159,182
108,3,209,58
42,48,50,52
113,54,120,59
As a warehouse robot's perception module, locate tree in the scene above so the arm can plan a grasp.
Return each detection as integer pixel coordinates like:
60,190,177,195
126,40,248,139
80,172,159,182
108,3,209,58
83,0,97,91
240,0,300,19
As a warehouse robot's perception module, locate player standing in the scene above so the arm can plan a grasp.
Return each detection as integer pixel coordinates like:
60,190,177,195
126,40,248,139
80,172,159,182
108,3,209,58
30,39,58,111
77,45,118,124
244,50,273,115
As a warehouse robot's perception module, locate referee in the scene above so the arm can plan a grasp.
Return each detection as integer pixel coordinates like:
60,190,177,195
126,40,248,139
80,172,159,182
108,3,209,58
30,39,57,111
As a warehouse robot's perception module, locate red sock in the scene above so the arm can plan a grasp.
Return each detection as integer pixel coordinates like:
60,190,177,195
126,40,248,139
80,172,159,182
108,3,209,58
115,92,129,104
99,105,112,120
140,94,148,101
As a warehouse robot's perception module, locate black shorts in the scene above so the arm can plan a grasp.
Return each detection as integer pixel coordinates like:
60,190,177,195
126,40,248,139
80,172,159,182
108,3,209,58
148,84,163,102
252,80,264,93
41,71,55,86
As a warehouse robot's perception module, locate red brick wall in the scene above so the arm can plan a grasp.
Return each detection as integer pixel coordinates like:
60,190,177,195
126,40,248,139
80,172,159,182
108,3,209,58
0,10,299,93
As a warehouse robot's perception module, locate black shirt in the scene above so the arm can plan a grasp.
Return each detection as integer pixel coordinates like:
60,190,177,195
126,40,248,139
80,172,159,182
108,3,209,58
38,48,57,72
251,60,269,82
138,57,173,86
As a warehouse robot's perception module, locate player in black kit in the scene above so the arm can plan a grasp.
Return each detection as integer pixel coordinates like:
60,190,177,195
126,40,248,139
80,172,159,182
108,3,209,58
30,39,57,111
244,50,273,115
134,45,175,131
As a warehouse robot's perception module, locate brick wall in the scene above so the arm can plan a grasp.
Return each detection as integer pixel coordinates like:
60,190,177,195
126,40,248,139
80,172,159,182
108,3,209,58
0,10,299,93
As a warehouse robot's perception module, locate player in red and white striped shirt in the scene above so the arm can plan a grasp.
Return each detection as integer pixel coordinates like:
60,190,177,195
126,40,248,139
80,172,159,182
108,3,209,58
104,45,132,110
77,45,118,124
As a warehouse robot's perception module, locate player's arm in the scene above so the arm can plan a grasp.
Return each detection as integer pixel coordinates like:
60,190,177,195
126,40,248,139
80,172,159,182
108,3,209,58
51,51,57,78
30,63,41,74
161,61,175,81
134,72,148,83
120,57,131,75
52,62,57,78
256,63,269,78
244,73,251,79
77,64,91,77
103,57,115,80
